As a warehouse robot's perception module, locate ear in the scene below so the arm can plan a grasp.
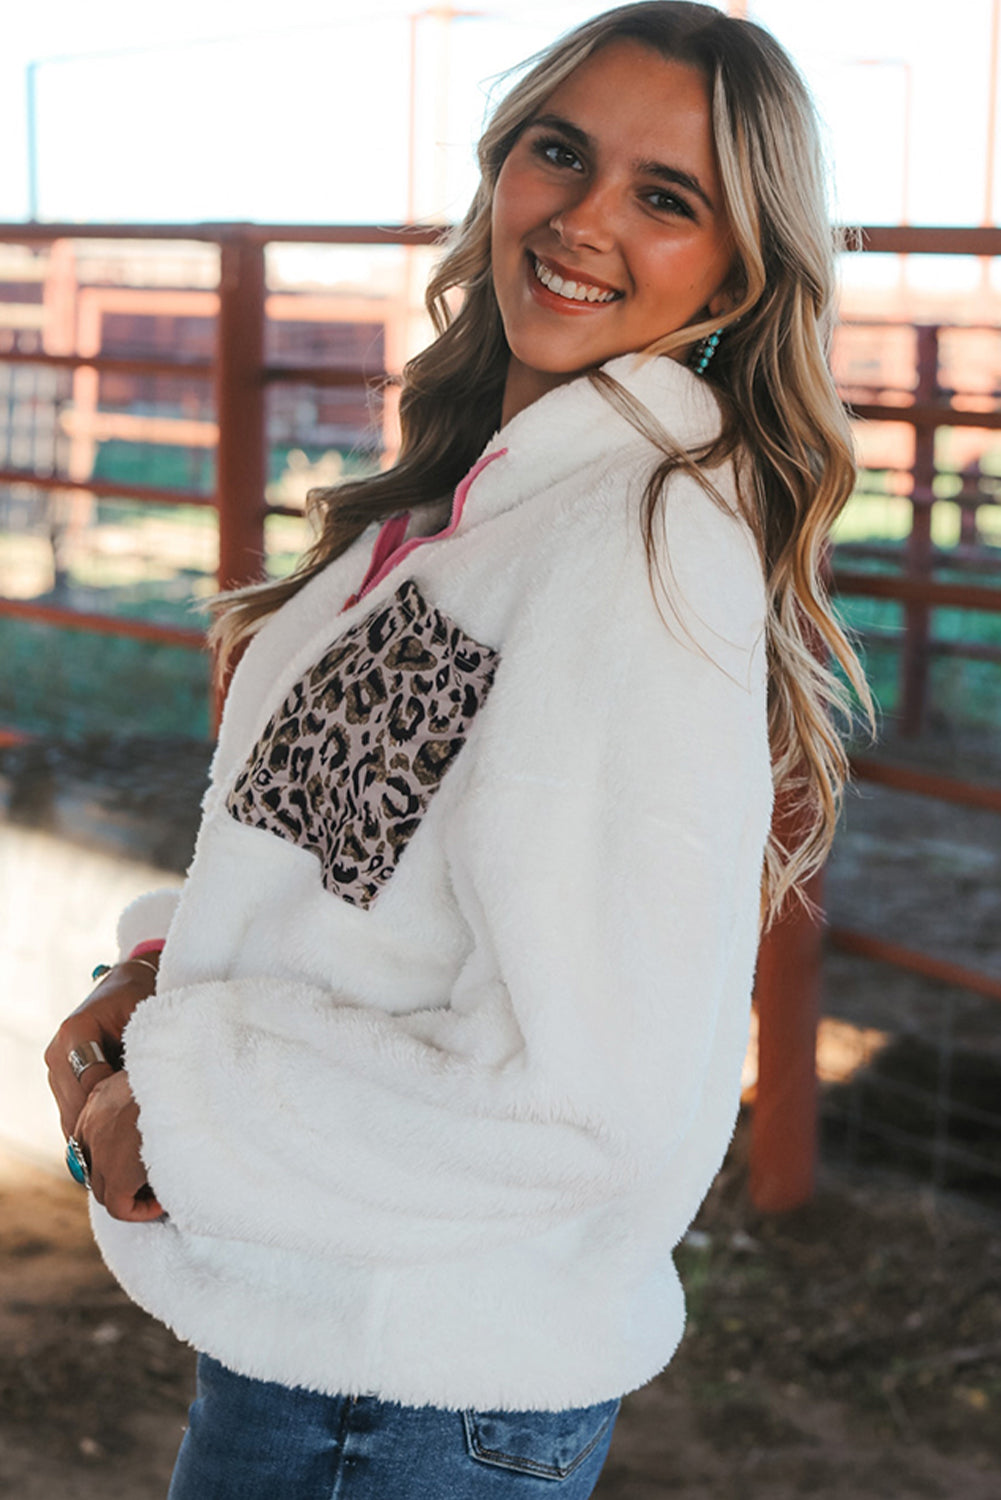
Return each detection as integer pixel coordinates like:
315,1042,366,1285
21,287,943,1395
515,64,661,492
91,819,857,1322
707,250,744,321
707,283,738,321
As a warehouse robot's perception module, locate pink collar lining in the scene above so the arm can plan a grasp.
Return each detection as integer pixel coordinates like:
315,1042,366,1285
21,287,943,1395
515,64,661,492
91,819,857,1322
342,448,506,612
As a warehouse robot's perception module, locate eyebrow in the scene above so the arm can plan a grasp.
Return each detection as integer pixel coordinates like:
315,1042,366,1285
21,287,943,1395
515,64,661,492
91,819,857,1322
528,112,716,214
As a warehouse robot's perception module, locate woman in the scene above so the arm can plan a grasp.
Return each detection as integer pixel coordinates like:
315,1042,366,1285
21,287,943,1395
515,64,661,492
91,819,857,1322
46,4,869,1496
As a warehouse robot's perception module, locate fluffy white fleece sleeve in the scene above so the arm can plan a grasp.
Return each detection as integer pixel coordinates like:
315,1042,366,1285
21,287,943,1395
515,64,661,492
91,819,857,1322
115,889,181,960
122,479,771,1264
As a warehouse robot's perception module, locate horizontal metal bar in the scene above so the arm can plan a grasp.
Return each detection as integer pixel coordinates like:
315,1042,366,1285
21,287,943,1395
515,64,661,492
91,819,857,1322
855,226,1001,256
265,503,310,519
0,468,214,507
0,221,449,246
0,353,392,389
0,354,389,388
0,222,232,243
0,221,996,253
0,596,205,648
848,402,1001,430
845,401,1001,434
840,318,1001,333
836,542,1001,577
834,570,1001,610
827,927,1001,1002
262,364,392,388
855,629,1001,664
0,351,213,378
244,224,448,247
849,756,1001,812
849,489,1001,518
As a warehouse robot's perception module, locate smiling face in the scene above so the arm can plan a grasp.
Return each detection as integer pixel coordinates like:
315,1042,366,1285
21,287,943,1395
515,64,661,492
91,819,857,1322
490,39,735,424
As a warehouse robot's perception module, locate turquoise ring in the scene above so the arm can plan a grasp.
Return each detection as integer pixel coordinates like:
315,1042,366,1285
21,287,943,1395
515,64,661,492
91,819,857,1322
66,1136,90,1189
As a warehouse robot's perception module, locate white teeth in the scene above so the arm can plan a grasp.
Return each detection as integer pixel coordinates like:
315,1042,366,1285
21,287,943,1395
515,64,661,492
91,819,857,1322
533,257,617,304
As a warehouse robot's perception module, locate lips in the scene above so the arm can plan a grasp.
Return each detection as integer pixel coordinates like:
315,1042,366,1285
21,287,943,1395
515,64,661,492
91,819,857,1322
529,254,623,306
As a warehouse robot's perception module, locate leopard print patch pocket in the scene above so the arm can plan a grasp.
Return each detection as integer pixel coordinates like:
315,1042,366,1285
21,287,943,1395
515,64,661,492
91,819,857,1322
226,578,499,908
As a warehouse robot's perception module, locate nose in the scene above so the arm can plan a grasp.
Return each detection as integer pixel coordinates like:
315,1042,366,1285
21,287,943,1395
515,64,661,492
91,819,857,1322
549,179,616,254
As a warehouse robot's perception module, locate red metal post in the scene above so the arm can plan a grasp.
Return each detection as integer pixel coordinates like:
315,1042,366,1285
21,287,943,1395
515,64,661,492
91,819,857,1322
899,324,939,736
749,864,824,1213
215,233,267,591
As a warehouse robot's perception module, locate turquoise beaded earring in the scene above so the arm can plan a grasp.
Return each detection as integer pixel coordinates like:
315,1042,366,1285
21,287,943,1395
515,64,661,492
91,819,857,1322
692,327,722,376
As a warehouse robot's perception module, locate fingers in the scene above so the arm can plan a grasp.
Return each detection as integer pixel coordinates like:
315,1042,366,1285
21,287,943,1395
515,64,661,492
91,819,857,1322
51,1059,115,1141
122,1192,164,1223
74,1071,166,1223
46,1032,114,1134
89,1163,165,1222
45,965,157,1139
85,1132,162,1219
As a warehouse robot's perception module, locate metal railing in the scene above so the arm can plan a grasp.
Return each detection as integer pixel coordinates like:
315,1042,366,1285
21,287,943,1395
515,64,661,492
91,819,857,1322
731,227,1001,1210
0,221,443,670
828,291,1001,1014
1,219,999,1210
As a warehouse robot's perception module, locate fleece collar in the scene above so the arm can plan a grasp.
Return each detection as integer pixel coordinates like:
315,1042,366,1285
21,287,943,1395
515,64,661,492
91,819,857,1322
455,352,723,531
212,353,724,779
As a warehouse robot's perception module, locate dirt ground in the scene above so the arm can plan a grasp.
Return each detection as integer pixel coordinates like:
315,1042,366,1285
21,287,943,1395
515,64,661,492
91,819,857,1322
2,728,999,1498
2,1121,1000,1500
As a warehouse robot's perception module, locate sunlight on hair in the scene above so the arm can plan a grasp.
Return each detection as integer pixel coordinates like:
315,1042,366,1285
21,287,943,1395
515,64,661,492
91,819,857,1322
211,2,875,926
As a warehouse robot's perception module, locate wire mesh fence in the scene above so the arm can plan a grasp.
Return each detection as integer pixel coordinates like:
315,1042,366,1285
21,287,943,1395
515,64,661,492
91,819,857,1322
821,777,1001,1211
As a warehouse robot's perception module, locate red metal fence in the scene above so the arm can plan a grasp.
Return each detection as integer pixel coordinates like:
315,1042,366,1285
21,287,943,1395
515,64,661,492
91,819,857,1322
0,222,443,663
1,220,999,1209
752,229,1001,1210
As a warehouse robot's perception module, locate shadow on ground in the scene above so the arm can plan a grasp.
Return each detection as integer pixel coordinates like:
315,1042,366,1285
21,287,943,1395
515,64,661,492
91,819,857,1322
3,1119,1000,1500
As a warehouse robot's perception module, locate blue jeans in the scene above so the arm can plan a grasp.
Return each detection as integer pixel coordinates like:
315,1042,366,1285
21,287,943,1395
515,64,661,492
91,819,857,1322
168,1354,620,1499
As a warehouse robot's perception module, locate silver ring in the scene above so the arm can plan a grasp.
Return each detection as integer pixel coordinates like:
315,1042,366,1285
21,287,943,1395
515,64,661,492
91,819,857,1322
68,1041,107,1082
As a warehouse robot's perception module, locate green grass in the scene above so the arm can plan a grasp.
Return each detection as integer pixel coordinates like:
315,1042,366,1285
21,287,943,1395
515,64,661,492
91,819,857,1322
94,440,215,494
0,618,211,739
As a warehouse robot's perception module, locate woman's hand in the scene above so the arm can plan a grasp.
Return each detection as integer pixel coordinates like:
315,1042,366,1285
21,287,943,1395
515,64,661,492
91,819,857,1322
73,1069,164,1222
45,957,160,1140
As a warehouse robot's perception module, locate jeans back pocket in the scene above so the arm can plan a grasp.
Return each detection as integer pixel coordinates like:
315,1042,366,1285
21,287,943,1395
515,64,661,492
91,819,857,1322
463,1398,620,1481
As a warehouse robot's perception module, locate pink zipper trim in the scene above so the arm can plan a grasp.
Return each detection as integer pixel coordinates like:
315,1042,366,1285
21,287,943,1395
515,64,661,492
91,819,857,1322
342,448,507,612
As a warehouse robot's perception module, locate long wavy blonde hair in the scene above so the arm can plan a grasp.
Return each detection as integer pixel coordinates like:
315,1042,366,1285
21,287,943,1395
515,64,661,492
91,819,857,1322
212,0,872,923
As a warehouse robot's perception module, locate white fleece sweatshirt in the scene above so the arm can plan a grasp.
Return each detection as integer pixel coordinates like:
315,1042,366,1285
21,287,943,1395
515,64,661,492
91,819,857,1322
92,353,772,1412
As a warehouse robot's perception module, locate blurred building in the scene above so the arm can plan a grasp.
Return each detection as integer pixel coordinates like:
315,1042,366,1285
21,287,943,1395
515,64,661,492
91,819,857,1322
0,239,391,508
